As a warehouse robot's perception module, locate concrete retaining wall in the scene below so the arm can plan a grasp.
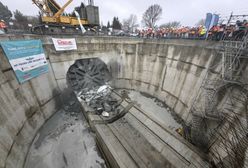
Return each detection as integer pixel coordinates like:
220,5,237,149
46,36,219,122
0,35,62,168
0,35,220,168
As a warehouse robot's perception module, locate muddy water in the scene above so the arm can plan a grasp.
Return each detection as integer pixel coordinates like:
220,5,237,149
24,91,106,168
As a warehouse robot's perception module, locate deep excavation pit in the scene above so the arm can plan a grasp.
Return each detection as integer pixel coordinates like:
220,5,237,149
65,57,209,168
1,35,248,168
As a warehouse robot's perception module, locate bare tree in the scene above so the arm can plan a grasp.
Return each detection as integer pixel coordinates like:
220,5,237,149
160,21,181,28
122,14,139,32
142,4,162,28
195,19,206,26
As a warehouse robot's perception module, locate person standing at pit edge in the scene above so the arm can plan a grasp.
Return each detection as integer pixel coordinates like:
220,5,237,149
0,20,7,33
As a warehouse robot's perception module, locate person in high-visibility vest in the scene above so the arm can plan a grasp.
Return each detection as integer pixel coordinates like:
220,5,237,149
199,25,207,38
201,26,207,37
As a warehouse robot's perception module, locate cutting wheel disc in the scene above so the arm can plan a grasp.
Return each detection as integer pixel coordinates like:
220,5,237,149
67,58,111,92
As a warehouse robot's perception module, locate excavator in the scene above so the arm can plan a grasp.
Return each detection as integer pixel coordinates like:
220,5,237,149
32,0,99,34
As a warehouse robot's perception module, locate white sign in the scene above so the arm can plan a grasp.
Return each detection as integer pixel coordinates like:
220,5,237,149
10,53,47,72
52,38,77,51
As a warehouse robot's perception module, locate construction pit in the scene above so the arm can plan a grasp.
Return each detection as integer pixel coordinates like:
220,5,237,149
0,35,248,168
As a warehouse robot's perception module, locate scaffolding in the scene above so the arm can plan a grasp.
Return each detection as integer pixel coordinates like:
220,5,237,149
189,14,248,167
219,13,248,26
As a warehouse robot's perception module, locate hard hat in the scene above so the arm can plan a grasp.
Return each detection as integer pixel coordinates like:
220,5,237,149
1,20,4,22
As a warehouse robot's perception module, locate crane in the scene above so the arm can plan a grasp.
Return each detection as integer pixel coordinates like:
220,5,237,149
31,0,99,34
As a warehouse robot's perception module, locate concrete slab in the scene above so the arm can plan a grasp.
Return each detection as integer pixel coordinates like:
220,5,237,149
126,90,182,131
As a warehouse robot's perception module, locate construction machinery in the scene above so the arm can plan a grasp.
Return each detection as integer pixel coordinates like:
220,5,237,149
32,0,99,34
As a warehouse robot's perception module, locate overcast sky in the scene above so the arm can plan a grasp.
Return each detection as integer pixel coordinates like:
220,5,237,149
0,0,247,26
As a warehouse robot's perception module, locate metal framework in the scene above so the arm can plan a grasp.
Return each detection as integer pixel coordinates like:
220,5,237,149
189,14,248,167
219,13,248,25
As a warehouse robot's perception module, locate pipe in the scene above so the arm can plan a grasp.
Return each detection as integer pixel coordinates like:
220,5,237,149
74,10,86,34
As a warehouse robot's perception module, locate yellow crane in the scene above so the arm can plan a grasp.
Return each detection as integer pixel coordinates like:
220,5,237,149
32,0,99,34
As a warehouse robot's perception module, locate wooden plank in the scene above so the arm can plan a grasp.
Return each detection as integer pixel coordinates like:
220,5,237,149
109,118,174,168
124,113,190,168
129,107,209,168
95,124,138,168
109,123,147,168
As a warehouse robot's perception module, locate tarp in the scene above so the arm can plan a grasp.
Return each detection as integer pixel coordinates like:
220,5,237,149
1,39,49,83
52,38,77,51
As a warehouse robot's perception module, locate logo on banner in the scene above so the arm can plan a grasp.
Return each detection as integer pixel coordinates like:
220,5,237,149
1,40,49,83
52,38,77,51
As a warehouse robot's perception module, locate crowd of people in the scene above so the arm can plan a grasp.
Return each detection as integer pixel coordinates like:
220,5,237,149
137,20,248,41
208,20,248,40
138,26,207,39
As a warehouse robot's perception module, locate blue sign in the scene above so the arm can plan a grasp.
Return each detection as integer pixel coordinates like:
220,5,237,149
212,14,219,26
1,40,49,83
205,13,213,30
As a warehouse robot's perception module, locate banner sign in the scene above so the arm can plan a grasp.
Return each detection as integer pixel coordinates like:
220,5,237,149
205,13,213,30
52,38,77,51
1,40,48,83
205,13,219,31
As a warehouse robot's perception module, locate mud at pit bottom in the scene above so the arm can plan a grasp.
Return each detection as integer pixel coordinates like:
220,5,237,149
24,91,106,168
